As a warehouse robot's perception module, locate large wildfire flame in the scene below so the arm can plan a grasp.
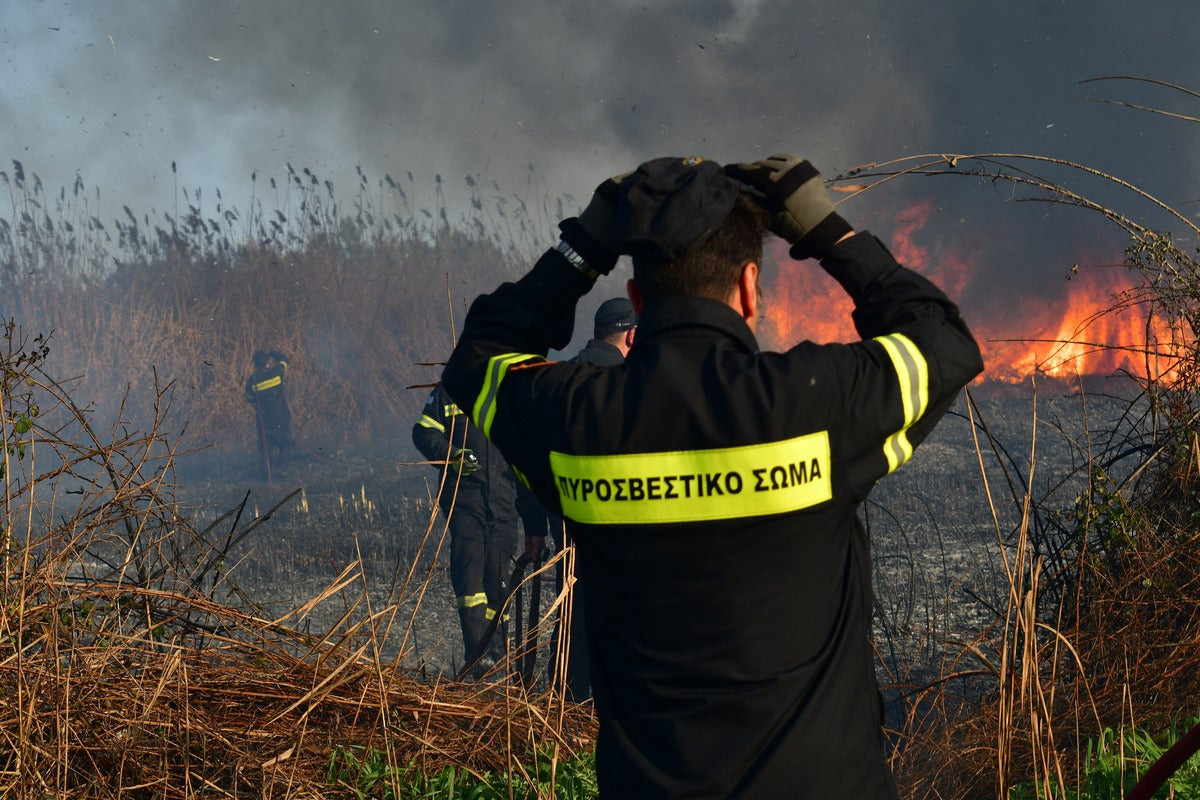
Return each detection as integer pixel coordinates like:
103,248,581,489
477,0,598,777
760,200,1182,384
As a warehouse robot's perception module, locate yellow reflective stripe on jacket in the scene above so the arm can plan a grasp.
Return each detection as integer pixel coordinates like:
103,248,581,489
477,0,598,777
511,464,533,491
472,353,541,439
416,413,445,433
251,375,282,393
874,332,929,473
550,432,832,525
458,592,488,609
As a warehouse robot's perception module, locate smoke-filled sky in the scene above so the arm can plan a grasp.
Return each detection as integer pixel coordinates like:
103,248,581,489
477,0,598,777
4,0,1200,354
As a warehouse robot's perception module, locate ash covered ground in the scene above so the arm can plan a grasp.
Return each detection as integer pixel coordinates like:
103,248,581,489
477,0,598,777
171,382,1130,685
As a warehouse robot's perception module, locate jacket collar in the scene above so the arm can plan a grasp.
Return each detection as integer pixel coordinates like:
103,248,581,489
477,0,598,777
631,295,759,355
574,338,626,367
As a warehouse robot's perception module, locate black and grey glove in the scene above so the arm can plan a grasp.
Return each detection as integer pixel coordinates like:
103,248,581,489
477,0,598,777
556,173,630,278
450,447,480,476
724,154,853,260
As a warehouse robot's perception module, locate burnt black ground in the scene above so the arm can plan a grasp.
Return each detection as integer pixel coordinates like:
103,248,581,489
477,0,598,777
170,380,1136,688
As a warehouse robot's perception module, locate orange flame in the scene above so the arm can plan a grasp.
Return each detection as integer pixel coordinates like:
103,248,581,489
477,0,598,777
760,201,1184,384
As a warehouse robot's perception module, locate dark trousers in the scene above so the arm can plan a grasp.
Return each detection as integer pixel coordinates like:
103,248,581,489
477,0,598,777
254,417,293,479
447,503,516,664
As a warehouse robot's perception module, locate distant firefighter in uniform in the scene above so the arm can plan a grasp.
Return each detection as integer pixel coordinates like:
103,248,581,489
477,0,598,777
572,296,639,366
555,296,639,700
413,384,520,677
513,297,638,698
245,349,293,480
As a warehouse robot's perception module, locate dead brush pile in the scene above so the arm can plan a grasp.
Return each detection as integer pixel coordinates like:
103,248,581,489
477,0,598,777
0,323,596,798
863,126,1200,796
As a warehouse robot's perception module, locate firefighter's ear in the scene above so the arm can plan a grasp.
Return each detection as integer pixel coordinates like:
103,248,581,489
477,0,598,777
735,261,760,330
626,278,644,316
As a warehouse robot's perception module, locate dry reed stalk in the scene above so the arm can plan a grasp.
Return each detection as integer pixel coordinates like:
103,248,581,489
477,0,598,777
0,321,595,798
0,562,596,798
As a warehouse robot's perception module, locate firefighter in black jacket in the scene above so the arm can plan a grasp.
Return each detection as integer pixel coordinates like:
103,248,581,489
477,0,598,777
245,349,293,480
412,384,519,676
572,296,638,367
441,155,983,797
518,297,639,699
559,296,637,699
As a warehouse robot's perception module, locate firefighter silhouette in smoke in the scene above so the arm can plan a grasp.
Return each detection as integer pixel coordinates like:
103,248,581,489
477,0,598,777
245,349,293,480
413,384,520,678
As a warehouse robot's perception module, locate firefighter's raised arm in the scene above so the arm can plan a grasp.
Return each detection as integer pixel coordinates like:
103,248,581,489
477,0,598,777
441,172,629,421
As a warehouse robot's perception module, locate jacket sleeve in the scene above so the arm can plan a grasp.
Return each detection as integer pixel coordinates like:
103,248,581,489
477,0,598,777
815,232,984,495
412,387,452,463
441,245,597,443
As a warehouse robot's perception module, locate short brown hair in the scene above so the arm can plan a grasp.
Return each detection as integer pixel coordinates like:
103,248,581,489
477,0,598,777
632,193,767,303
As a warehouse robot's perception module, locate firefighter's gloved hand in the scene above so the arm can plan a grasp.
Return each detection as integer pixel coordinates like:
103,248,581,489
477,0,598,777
578,175,627,253
450,448,480,476
524,535,546,561
723,154,853,260
557,172,630,277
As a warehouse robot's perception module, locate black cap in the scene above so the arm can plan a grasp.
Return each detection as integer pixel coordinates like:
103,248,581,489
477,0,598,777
594,297,638,337
617,156,741,266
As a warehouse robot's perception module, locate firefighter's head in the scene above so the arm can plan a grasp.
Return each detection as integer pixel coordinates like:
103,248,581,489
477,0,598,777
617,157,766,329
594,297,637,338
593,297,639,354
252,350,270,369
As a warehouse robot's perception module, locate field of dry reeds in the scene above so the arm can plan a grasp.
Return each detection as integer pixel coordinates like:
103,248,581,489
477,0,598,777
3,106,1200,797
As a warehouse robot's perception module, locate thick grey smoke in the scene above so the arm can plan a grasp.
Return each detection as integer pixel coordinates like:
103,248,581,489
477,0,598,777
3,0,1199,335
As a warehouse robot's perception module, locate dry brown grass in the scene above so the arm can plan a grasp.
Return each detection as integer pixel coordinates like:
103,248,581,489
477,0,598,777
2,163,545,456
0,318,595,798
0,580,596,797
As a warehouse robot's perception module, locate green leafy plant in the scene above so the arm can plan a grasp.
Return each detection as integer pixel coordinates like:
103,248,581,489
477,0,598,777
327,744,599,799
1009,717,1200,800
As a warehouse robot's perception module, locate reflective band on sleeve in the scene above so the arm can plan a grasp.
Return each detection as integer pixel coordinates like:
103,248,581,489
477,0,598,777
251,375,282,393
550,432,832,525
472,353,542,438
874,332,929,473
416,413,445,433
457,592,488,609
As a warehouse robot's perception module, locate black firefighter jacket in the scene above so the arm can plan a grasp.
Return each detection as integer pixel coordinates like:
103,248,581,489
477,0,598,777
442,232,984,799
412,384,516,521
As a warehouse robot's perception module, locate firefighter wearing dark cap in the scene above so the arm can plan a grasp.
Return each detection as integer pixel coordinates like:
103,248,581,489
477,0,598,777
245,349,293,480
518,296,639,699
412,384,519,676
574,296,638,366
441,154,983,797
562,296,636,697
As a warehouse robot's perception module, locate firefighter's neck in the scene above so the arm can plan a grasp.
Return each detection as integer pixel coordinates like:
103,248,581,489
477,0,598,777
626,260,760,333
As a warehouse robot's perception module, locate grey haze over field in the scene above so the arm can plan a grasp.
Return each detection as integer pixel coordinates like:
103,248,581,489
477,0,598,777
2,0,1199,337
